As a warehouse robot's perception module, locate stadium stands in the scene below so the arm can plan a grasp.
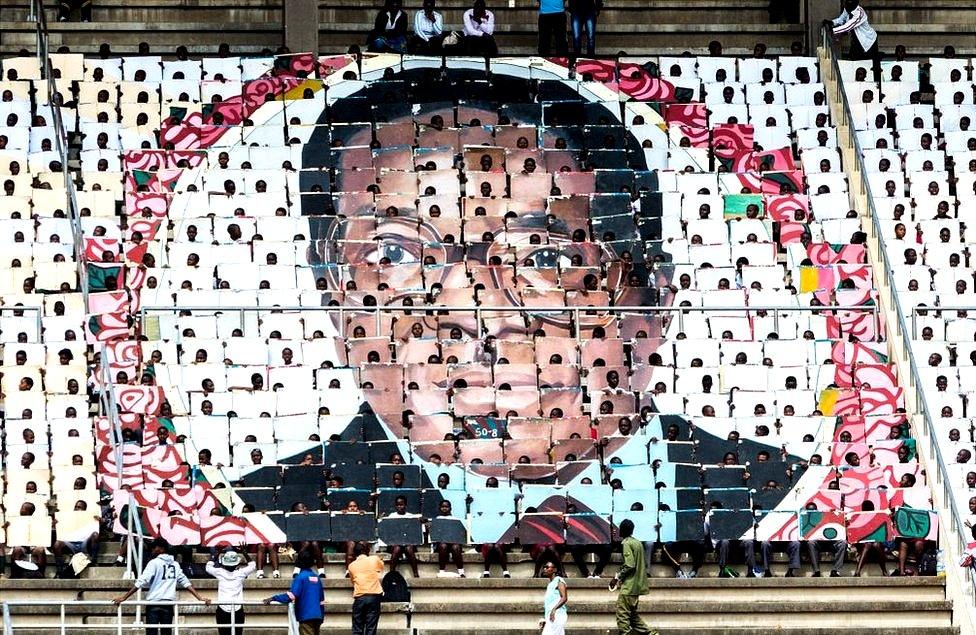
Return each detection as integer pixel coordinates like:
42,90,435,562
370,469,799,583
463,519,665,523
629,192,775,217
837,52,976,560
0,46,944,592
1,0,974,58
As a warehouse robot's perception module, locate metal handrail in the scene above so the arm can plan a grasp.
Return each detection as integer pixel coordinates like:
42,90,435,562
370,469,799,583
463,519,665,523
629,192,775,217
820,27,971,595
27,0,90,310
2,600,298,634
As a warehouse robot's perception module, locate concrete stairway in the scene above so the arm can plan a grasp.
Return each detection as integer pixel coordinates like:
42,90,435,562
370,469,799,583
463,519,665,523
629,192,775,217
0,576,959,633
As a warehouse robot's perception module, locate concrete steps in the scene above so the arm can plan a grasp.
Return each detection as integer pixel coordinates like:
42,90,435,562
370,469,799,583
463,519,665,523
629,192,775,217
0,577,958,633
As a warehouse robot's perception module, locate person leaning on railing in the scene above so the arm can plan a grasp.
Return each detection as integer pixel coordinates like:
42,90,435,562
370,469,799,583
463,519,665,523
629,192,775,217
264,549,325,635
823,0,880,82
112,538,212,635
206,548,257,635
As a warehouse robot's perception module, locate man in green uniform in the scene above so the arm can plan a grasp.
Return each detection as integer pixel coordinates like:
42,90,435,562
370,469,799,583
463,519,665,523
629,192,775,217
609,519,655,635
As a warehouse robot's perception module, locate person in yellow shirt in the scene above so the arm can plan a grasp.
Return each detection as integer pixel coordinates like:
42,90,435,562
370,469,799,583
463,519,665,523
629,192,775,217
347,543,385,635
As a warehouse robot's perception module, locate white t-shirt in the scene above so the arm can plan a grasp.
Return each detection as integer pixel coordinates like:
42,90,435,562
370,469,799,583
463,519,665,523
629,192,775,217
206,561,257,611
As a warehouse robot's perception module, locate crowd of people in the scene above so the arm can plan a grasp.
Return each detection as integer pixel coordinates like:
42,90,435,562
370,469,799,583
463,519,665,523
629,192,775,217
366,0,601,56
106,514,937,635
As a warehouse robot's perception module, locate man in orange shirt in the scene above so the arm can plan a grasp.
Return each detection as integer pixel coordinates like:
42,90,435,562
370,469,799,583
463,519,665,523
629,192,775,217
347,543,385,634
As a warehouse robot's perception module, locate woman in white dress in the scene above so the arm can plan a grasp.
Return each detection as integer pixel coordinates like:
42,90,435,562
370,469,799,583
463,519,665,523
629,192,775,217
540,560,568,635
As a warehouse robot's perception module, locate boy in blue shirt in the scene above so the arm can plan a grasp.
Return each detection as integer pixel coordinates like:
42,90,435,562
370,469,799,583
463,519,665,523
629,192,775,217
264,550,324,635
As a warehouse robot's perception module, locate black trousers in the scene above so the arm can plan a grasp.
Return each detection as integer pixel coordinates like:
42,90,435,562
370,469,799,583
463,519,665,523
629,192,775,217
849,36,881,83
216,607,245,635
569,544,613,577
538,12,568,55
352,594,382,635
145,605,174,635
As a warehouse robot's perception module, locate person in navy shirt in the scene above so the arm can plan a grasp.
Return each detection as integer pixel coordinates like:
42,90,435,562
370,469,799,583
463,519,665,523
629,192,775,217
263,550,325,635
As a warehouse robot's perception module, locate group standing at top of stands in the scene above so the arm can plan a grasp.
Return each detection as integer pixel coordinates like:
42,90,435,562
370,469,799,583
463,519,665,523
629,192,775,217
365,0,606,57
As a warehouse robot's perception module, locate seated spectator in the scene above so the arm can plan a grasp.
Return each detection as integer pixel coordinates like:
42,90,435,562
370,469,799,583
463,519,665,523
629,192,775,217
241,503,280,579
662,538,705,579
706,502,758,578
757,536,801,577
565,504,612,578
462,0,498,57
336,499,369,573
410,0,445,54
6,503,48,578
289,502,325,576
431,500,465,577
804,504,846,577
368,0,409,53
387,495,421,577
853,502,888,576
52,501,101,577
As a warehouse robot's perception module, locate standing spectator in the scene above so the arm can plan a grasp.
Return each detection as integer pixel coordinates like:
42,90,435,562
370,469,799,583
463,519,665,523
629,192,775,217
462,0,498,57
263,550,325,635
540,560,568,635
206,549,256,635
368,0,408,54
537,0,568,55
347,542,385,635
411,0,444,54
568,0,601,56
609,519,652,635
112,538,212,635
824,0,879,79
58,0,92,22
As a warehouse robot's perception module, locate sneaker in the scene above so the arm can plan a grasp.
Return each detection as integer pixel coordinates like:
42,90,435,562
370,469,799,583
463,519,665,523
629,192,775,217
687,570,697,578
674,570,687,579
829,570,841,578
114,555,125,566
272,570,280,579
812,571,822,577
785,568,797,578
718,566,735,579
482,571,491,578
458,570,466,578
317,568,326,578
502,571,511,578
256,571,265,579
